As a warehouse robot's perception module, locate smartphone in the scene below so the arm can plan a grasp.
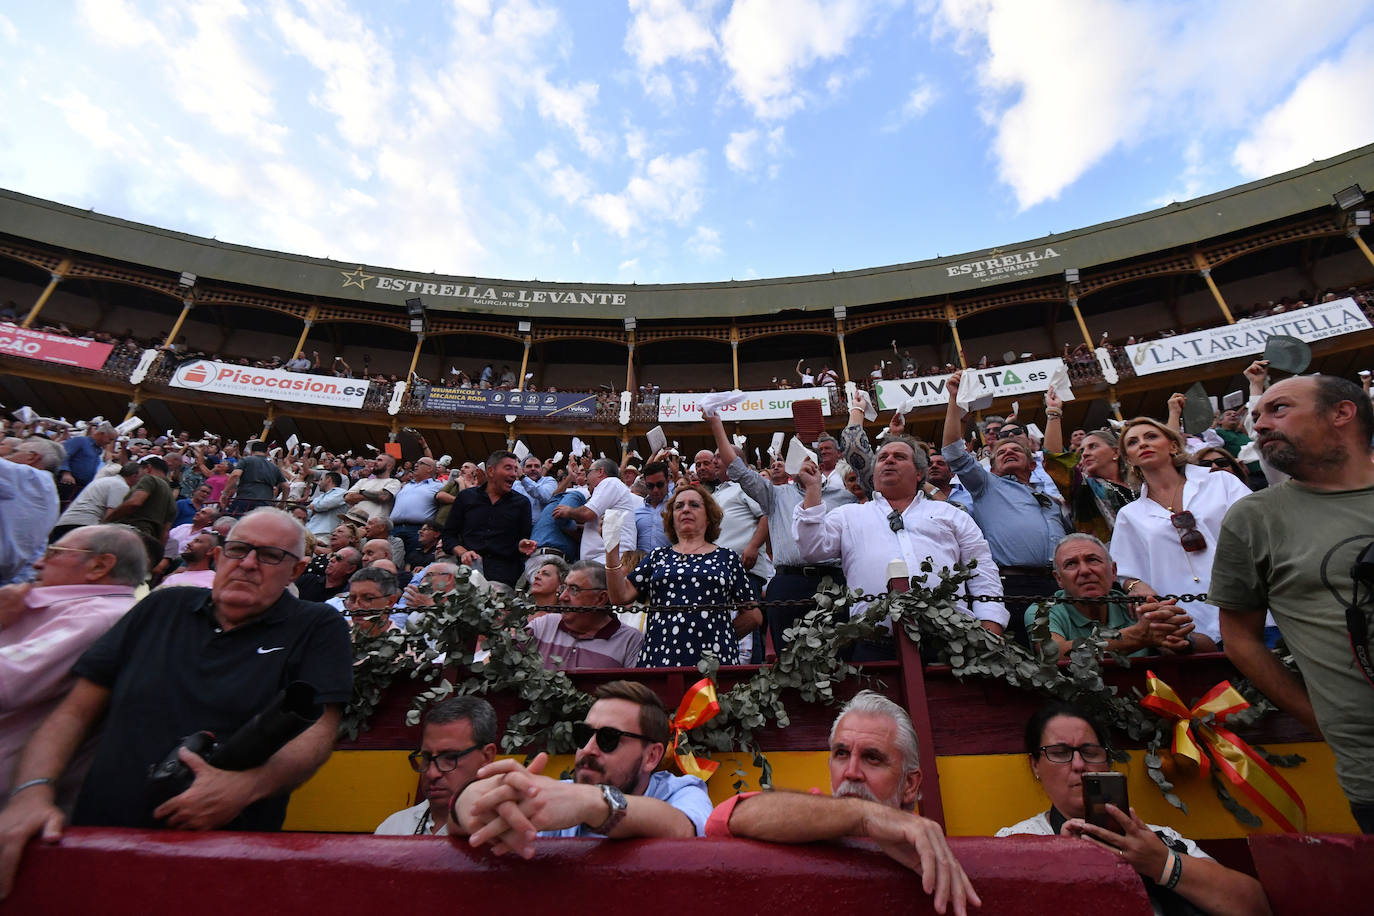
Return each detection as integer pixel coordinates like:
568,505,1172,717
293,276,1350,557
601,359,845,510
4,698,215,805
1082,772,1129,834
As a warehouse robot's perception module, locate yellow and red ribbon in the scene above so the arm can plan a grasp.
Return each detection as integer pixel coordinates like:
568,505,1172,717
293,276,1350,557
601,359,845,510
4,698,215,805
1141,671,1306,832
668,678,721,780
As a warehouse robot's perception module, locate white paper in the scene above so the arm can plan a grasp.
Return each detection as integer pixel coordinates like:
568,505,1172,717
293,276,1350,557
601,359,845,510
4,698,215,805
286,434,299,452
115,416,142,436
784,436,817,475
646,425,667,454
698,389,748,418
1046,363,1076,403
602,508,628,550
769,431,785,457
1222,390,1245,410
512,439,530,461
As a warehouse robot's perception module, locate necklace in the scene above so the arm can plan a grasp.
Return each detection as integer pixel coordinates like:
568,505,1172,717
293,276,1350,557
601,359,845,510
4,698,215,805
674,542,714,555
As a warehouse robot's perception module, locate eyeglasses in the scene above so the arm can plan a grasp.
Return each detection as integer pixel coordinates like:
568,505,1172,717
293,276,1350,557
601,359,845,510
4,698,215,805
558,583,603,599
1038,743,1109,764
408,746,482,773
1170,511,1206,553
343,592,392,607
220,540,301,565
644,479,668,489
572,721,656,754
42,545,95,561
887,510,904,533
1033,492,1055,511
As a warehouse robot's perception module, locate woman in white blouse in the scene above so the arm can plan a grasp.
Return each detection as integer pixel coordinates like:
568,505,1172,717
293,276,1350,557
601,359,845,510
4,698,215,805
1108,417,1251,645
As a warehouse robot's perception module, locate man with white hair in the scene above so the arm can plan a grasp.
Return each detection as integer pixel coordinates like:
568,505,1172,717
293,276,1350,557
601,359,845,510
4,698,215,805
705,691,978,916
0,507,353,900
553,458,637,565
58,421,115,489
1,437,62,585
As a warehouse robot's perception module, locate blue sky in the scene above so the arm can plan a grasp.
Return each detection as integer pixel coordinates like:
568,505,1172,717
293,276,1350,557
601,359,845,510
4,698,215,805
3,0,1372,286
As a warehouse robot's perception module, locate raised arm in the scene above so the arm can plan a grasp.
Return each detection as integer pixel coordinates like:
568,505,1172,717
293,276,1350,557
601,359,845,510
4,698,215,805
942,370,965,448
1043,388,1064,454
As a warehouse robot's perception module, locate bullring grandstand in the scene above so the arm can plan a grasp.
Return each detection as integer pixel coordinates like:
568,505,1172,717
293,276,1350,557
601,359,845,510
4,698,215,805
3,143,1372,458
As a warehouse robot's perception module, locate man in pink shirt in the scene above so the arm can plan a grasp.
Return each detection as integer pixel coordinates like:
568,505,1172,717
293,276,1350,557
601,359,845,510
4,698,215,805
0,524,146,802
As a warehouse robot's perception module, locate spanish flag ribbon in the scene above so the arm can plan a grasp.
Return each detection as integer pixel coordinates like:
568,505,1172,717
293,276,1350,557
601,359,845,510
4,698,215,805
1141,671,1306,832
669,678,721,780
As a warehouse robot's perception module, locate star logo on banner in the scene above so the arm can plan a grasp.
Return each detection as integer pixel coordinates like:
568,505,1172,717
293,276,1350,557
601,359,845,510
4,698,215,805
340,266,374,290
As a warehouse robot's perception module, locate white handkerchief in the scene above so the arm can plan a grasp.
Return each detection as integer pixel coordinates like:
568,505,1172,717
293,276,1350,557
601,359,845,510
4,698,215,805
286,434,299,452
698,389,747,418
602,509,628,550
1047,363,1075,402
551,451,564,464
1026,423,1044,442
571,437,587,458
955,372,994,412
1200,429,1226,449
784,436,817,475
513,439,530,461
732,434,747,449
115,416,142,436
769,431,785,457
1094,347,1119,385
12,406,37,423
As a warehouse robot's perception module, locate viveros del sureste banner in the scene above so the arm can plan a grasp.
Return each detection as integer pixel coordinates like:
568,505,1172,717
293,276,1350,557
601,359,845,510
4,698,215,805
170,359,369,408
657,386,834,422
1124,297,1371,375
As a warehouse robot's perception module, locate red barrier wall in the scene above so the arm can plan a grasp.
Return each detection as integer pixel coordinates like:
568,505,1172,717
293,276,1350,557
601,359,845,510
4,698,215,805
7,830,1154,915
1248,833,1374,916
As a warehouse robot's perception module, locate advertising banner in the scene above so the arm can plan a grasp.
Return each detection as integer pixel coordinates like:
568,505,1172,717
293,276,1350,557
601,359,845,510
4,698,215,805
0,323,114,369
422,387,597,418
1124,298,1372,375
169,359,369,408
874,358,1068,411
657,386,834,423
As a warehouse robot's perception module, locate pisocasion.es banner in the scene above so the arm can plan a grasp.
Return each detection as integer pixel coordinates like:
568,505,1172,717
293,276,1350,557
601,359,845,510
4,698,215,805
170,359,370,408
1124,297,1372,375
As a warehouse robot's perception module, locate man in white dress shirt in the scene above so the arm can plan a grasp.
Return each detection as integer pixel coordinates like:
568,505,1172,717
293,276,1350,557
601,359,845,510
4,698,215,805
794,435,1006,660
554,459,637,565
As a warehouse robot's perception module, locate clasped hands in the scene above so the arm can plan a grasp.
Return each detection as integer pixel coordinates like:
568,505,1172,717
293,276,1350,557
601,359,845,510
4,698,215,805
453,753,600,859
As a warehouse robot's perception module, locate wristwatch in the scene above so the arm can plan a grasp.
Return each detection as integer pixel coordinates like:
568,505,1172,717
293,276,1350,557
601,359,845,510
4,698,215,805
592,784,628,835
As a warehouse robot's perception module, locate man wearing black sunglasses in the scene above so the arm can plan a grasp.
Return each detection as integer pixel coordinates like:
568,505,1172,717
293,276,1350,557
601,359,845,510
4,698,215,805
375,696,498,836
0,507,353,900
453,680,711,854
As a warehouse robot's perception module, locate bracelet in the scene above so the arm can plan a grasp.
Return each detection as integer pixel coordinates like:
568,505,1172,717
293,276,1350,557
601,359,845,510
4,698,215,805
1122,578,1142,593
1045,408,1063,418
1157,851,1176,885
1165,851,1184,890
8,777,53,799
605,562,623,571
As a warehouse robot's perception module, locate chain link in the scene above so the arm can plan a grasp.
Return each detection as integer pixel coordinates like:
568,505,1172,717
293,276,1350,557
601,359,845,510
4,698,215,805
351,591,1209,618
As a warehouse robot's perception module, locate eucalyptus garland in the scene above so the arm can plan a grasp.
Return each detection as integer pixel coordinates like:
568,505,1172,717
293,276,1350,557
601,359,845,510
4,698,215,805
342,561,1301,824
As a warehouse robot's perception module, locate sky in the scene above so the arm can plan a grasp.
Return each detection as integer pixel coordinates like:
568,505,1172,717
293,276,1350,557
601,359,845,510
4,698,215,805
3,0,1373,287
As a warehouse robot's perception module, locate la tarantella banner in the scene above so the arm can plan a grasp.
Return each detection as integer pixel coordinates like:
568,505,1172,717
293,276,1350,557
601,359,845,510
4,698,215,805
657,387,834,423
170,360,369,408
0,323,114,369
874,358,1068,411
1125,298,1372,375
423,387,597,418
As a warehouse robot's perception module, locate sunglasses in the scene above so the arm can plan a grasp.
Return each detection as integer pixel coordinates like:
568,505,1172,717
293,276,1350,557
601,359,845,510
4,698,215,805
572,721,656,754
408,746,482,773
1200,457,1240,472
220,540,300,565
888,510,904,533
997,427,1025,440
1170,511,1206,553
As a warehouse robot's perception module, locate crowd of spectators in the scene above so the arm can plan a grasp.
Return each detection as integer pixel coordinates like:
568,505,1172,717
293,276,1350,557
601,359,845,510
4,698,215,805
2,334,1373,910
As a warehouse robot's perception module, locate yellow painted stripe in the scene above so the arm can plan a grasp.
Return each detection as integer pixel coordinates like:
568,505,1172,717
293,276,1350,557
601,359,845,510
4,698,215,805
284,742,1355,837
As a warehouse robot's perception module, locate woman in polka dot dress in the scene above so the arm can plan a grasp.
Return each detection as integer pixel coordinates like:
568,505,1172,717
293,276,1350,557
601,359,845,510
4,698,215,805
606,483,754,667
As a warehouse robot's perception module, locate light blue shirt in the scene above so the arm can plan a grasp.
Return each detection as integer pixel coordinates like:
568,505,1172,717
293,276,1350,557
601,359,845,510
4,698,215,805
540,770,712,837
635,494,673,552
0,459,59,585
514,475,558,523
390,478,444,525
942,440,1070,568
726,455,836,567
306,486,347,538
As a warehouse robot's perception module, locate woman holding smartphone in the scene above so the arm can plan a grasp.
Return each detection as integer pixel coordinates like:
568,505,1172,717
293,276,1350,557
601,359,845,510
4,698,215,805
998,701,1269,915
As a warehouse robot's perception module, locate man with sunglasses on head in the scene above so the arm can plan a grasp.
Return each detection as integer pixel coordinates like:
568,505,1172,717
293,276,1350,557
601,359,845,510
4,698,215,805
942,373,1071,646
375,697,498,836
0,507,353,901
453,680,712,855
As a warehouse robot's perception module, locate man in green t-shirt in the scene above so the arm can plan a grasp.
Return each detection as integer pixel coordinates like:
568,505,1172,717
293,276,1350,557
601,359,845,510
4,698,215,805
105,456,177,565
1028,533,1208,660
1212,374,1374,833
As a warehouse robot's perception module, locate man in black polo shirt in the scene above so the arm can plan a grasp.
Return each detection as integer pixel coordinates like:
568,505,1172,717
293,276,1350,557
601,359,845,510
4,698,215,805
221,440,287,515
0,508,352,900
440,450,533,589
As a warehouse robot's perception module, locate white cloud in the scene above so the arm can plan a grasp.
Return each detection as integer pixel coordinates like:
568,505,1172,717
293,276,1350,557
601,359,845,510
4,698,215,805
44,90,147,157
883,75,937,131
724,126,785,175
532,75,605,157
824,65,869,96
618,257,640,273
687,225,722,258
625,128,648,161
586,150,708,237
0,13,17,43
625,0,720,101
535,149,594,203
1233,25,1374,179
719,0,901,119
933,0,1374,209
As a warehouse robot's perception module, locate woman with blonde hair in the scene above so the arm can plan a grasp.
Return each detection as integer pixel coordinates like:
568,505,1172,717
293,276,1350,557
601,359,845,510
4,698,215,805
1108,415,1251,646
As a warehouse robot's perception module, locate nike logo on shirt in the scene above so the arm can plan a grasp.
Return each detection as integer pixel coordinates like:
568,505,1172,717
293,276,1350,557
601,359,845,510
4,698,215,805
257,646,286,655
